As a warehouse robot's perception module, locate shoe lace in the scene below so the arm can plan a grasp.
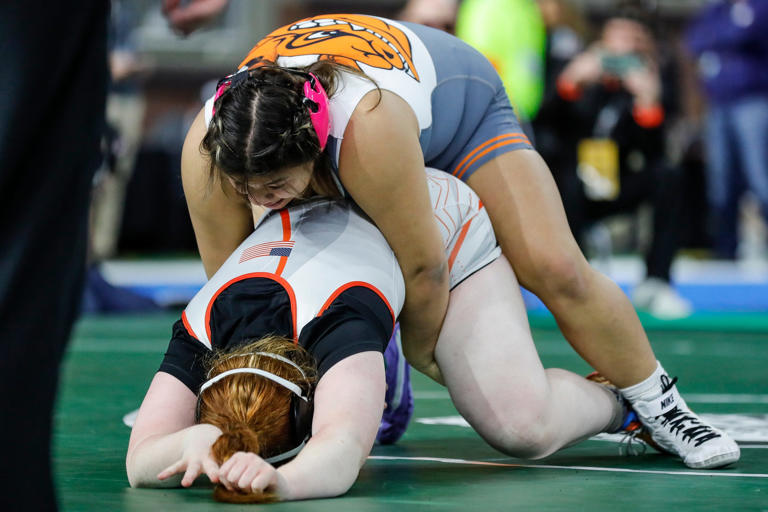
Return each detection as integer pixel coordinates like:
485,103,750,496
618,425,647,456
656,376,721,447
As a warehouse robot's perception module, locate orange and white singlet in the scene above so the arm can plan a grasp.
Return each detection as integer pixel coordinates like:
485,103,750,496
181,168,499,349
161,169,499,390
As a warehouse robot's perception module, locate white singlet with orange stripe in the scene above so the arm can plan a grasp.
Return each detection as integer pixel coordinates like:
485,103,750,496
182,168,500,348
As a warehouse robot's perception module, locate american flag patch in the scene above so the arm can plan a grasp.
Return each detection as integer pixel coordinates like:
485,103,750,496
239,241,295,263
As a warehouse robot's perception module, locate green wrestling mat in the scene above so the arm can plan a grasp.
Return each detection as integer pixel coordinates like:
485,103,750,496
54,312,768,511
529,310,768,332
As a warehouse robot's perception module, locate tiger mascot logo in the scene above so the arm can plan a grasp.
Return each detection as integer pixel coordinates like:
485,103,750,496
239,15,421,81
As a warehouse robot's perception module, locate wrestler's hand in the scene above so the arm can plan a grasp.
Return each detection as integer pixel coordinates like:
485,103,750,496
401,332,445,385
413,359,444,385
157,423,222,486
218,452,291,499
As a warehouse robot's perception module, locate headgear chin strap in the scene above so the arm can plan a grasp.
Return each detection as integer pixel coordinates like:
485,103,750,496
211,68,330,151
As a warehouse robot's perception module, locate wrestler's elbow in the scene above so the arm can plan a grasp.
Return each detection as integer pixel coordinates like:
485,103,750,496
405,257,449,290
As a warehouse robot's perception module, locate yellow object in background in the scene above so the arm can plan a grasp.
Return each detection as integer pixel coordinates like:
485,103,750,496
576,138,620,200
455,0,546,121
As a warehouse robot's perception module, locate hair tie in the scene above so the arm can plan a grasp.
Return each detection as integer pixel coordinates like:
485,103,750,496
212,70,251,115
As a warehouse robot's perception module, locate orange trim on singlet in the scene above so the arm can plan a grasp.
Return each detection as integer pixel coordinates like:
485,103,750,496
451,133,530,179
316,281,397,331
204,272,299,344
274,209,292,276
456,138,529,180
181,310,199,341
447,216,475,272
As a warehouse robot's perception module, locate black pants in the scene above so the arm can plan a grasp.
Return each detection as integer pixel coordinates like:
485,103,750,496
555,160,684,282
0,2,109,510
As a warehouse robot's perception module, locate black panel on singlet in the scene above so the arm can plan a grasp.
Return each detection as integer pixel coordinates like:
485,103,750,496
159,278,394,393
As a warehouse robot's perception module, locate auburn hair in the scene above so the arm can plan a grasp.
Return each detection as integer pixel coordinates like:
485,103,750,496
198,336,317,503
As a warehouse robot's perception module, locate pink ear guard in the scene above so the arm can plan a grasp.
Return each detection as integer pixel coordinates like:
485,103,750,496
211,69,330,151
302,73,330,151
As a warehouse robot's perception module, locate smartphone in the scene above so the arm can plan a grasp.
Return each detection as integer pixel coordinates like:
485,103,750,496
600,53,645,76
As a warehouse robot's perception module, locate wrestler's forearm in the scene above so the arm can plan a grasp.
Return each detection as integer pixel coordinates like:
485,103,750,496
399,265,449,383
277,353,383,500
128,430,187,487
277,422,372,500
127,424,221,488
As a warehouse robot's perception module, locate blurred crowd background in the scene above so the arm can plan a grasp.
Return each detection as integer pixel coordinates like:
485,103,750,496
89,0,768,318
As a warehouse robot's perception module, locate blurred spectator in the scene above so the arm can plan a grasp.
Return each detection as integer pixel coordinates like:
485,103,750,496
686,0,768,260
534,0,590,166
83,0,161,314
92,0,147,262
535,6,691,318
455,0,546,123
536,0,590,97
399,0,459,33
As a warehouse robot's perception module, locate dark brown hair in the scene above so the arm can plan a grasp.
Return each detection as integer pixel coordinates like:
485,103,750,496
200,60,377,202
604,1,657,34
198,336,317,503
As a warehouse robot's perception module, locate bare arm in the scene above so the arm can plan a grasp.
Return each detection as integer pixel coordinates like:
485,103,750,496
279,351,385,499
126,372,221,488
128,353,384,499
338,91,448,383
181,108,263,278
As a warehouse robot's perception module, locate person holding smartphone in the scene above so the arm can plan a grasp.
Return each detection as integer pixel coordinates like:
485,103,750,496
537,6,692,320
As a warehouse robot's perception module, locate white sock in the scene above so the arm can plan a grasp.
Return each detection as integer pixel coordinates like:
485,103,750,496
619,361,667,403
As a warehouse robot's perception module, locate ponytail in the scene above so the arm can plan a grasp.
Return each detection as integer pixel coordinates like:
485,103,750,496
198,336,317,504
210,426,279,503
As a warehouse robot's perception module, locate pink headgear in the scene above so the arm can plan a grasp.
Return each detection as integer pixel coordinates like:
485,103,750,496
212,69,330,151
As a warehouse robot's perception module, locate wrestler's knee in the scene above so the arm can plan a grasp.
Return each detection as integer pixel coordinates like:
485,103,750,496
513,246,592,304
478,397,558,460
